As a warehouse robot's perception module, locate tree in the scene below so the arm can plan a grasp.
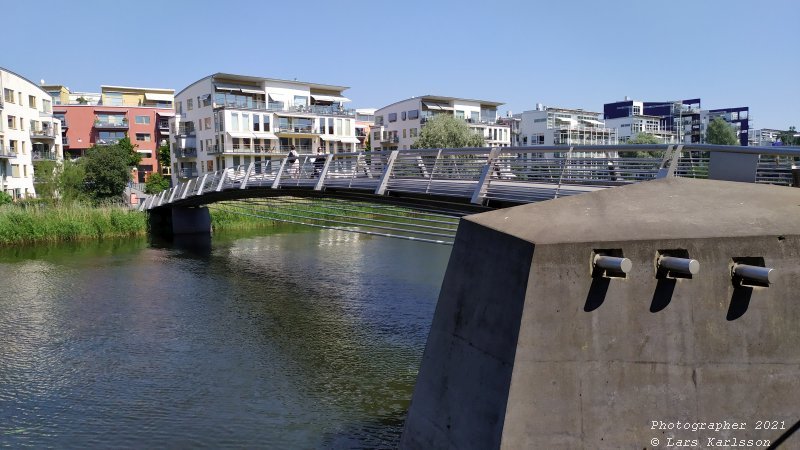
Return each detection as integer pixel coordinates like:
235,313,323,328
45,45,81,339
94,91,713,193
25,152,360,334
118,136,142,167
58,159,88,203
145,172,170,194
32,160,60,201
83,145,132,200
157,142,171,170
411,114,485,149
779,126,798,146
76,96,88,105
0,191,12,206
626,133,661,145
705,117,739,145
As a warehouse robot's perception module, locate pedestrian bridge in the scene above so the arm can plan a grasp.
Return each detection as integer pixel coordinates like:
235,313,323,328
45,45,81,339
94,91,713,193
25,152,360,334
142,144,800,243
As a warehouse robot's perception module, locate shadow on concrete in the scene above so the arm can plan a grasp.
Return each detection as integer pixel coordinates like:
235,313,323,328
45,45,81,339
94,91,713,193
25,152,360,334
650,278,676,312
584,277,610,312
726,286,752,321
767,418,800,449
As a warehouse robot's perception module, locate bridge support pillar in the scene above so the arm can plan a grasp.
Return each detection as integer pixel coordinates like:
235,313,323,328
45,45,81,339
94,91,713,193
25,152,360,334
401,178,800,449
148,206,211,236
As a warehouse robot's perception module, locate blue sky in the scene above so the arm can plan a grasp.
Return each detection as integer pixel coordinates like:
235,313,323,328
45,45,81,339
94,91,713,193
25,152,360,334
4,0,798,129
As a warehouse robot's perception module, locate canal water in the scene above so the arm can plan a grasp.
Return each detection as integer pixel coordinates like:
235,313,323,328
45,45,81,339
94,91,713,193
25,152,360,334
0,226,451,448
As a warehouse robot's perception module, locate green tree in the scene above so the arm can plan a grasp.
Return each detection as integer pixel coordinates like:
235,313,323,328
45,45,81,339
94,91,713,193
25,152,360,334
626,133,661,145
83,145,131,200
118,136,142,167
32,160,60,201
411,114,485,149
779,126,798,146
618,133,662,158
58,159,88,203
0,191,12,205
705,117,739,145
144,172,170,194
157,142,171,170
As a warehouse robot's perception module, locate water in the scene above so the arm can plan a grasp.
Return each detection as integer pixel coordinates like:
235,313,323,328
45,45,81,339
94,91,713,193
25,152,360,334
0,226,451,448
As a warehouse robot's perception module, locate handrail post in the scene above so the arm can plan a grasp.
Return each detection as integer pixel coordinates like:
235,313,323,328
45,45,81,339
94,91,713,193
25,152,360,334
314,154,333,191
470,147,501,205
215,169,228,192
272,158,288,189
425,149,443,194
375,150,399,195
195,174,208,195
240,162,255,189
553,146,574,199
181,179,193,199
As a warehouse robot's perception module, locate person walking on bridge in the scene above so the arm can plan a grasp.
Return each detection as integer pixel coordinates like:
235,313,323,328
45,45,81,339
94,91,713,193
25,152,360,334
287,145,299,179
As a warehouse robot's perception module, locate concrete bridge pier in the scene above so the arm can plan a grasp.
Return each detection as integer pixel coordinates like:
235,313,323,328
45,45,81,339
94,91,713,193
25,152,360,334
148,206,211,236
401,177,800,449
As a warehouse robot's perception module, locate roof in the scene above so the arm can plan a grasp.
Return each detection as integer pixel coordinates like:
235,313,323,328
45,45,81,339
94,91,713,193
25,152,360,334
0,66,56,97
375,95,505,114
175,72,350,97
468,177,800,245
101,85,175,94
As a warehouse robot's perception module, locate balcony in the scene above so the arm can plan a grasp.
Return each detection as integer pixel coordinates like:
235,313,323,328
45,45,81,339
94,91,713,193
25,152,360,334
208,144,275,155
30,128,58,139
0,146,14,158
96,138,121,146
381,136,399,144
177,168,198,178
174,147,197,158
175,126,196,136
32,150,58,161
158,120,170,131
94,119,129,129
275,125,318,134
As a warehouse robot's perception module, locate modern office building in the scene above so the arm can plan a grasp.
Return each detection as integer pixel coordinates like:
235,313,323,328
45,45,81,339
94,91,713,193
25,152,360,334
604,114,677,143
513,104,618,147
371,95,511,151
169,72,360,182
748,128,784,146
45,84,174,182
603,98,750,146
1,67,63,199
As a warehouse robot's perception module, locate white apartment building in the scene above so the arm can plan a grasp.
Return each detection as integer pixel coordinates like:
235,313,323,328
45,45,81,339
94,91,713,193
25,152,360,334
371,95,511,150
604,114,676,143
514,104,618,148
355,108,376,150
1,67,63,199
169,73,360,181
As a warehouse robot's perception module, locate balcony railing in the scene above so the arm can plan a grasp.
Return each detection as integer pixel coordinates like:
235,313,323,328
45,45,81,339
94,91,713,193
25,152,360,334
176,127,196,136
177,168,198,178
63,137,70,146
208,144,277,154
96,138,122,146
275,125,318,134
30,128,58,139
32,150,58,161
381,136,399,143
213,100,356,117
0,146,14,158
174,147,197,158
158,120,170,130
94,120,129,129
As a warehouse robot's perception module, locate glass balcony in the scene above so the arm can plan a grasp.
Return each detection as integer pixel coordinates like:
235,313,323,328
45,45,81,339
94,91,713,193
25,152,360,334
32,150,58,161
275,124,317,134
178,168,198,178
96,138,122,146
30,128,58,139
94,119,129,129
174,147,197,158
0,146,14,158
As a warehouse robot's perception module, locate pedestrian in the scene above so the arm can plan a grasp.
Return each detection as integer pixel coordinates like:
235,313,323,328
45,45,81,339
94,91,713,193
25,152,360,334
314,147,325,178
288,145,299,179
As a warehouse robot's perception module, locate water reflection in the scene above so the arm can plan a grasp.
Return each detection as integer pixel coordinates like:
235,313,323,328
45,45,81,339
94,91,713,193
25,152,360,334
0,227,450,448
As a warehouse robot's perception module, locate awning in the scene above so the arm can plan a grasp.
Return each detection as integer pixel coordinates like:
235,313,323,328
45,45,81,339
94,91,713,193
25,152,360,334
144,92,174,102
215,83,262,94
319,135,338,141
240,87,263,94
311,94,351,103
422,101,453,111
156,110,175,117
339,137,361,144
319,135,361,144
252,132,277,140
227,131,256,139
580,118,605,126
556,117,577,124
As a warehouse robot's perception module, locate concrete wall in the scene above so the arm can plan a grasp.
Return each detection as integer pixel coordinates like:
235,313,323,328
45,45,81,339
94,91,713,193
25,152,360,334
402,178,800,449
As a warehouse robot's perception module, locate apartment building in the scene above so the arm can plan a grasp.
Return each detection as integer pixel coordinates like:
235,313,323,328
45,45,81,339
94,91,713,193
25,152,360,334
603,98,750,146
748,128,785,147
604,114,677,143
513,104,618,147
1,67,63,199
355,108,376,150
44,84,174,182
169,73,360,182
371,96,511,151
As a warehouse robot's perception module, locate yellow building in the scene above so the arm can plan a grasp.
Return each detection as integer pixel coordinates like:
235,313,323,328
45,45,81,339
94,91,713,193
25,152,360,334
100,85,174,109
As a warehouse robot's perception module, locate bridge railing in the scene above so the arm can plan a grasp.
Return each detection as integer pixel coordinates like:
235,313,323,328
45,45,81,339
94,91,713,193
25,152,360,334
148,144,800,210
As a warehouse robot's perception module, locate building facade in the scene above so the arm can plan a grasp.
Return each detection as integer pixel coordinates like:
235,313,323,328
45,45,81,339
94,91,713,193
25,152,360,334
513,104,618,147
169,73,360,182
603,98,750,146
45,85,174,182
748,128,784,146
1,67,63,199
354,108,375,151
371,96,511,151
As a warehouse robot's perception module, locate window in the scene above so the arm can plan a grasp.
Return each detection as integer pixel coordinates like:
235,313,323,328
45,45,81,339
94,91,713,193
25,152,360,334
3,89,13,103
187,98,193,111
455,110,465,119
408,109,419,120
254,115,261,132
401,111,407,121
42,99,52,113
402,129,407,138
410,128,418,138
176,101,182,113
335,119,342,135
471,111,479,122
201,94,212,107
327,118,333,134
375,116,384,126
29,95,36,108
231,113,239,131
373,131,380,140
318,118,325,134
136,133,151,142
243,114,250,131
263,115,270,132
105,92,123,106
388,113,397,122
204,117,211,130
294,95,308,107
135,115,151,124
7,116,16,129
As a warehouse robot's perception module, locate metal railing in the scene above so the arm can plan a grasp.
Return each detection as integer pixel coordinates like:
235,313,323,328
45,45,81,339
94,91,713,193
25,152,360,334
94,120,129,128
174,147,197,158
177,168,198,178
275,125,317,134
0,146,15,158
32,151,58,161
148,144,800,214
30,128,58,138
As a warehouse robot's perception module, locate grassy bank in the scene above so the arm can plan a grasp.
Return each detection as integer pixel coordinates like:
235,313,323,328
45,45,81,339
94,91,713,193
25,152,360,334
208,205,278,231
0,203,148,246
